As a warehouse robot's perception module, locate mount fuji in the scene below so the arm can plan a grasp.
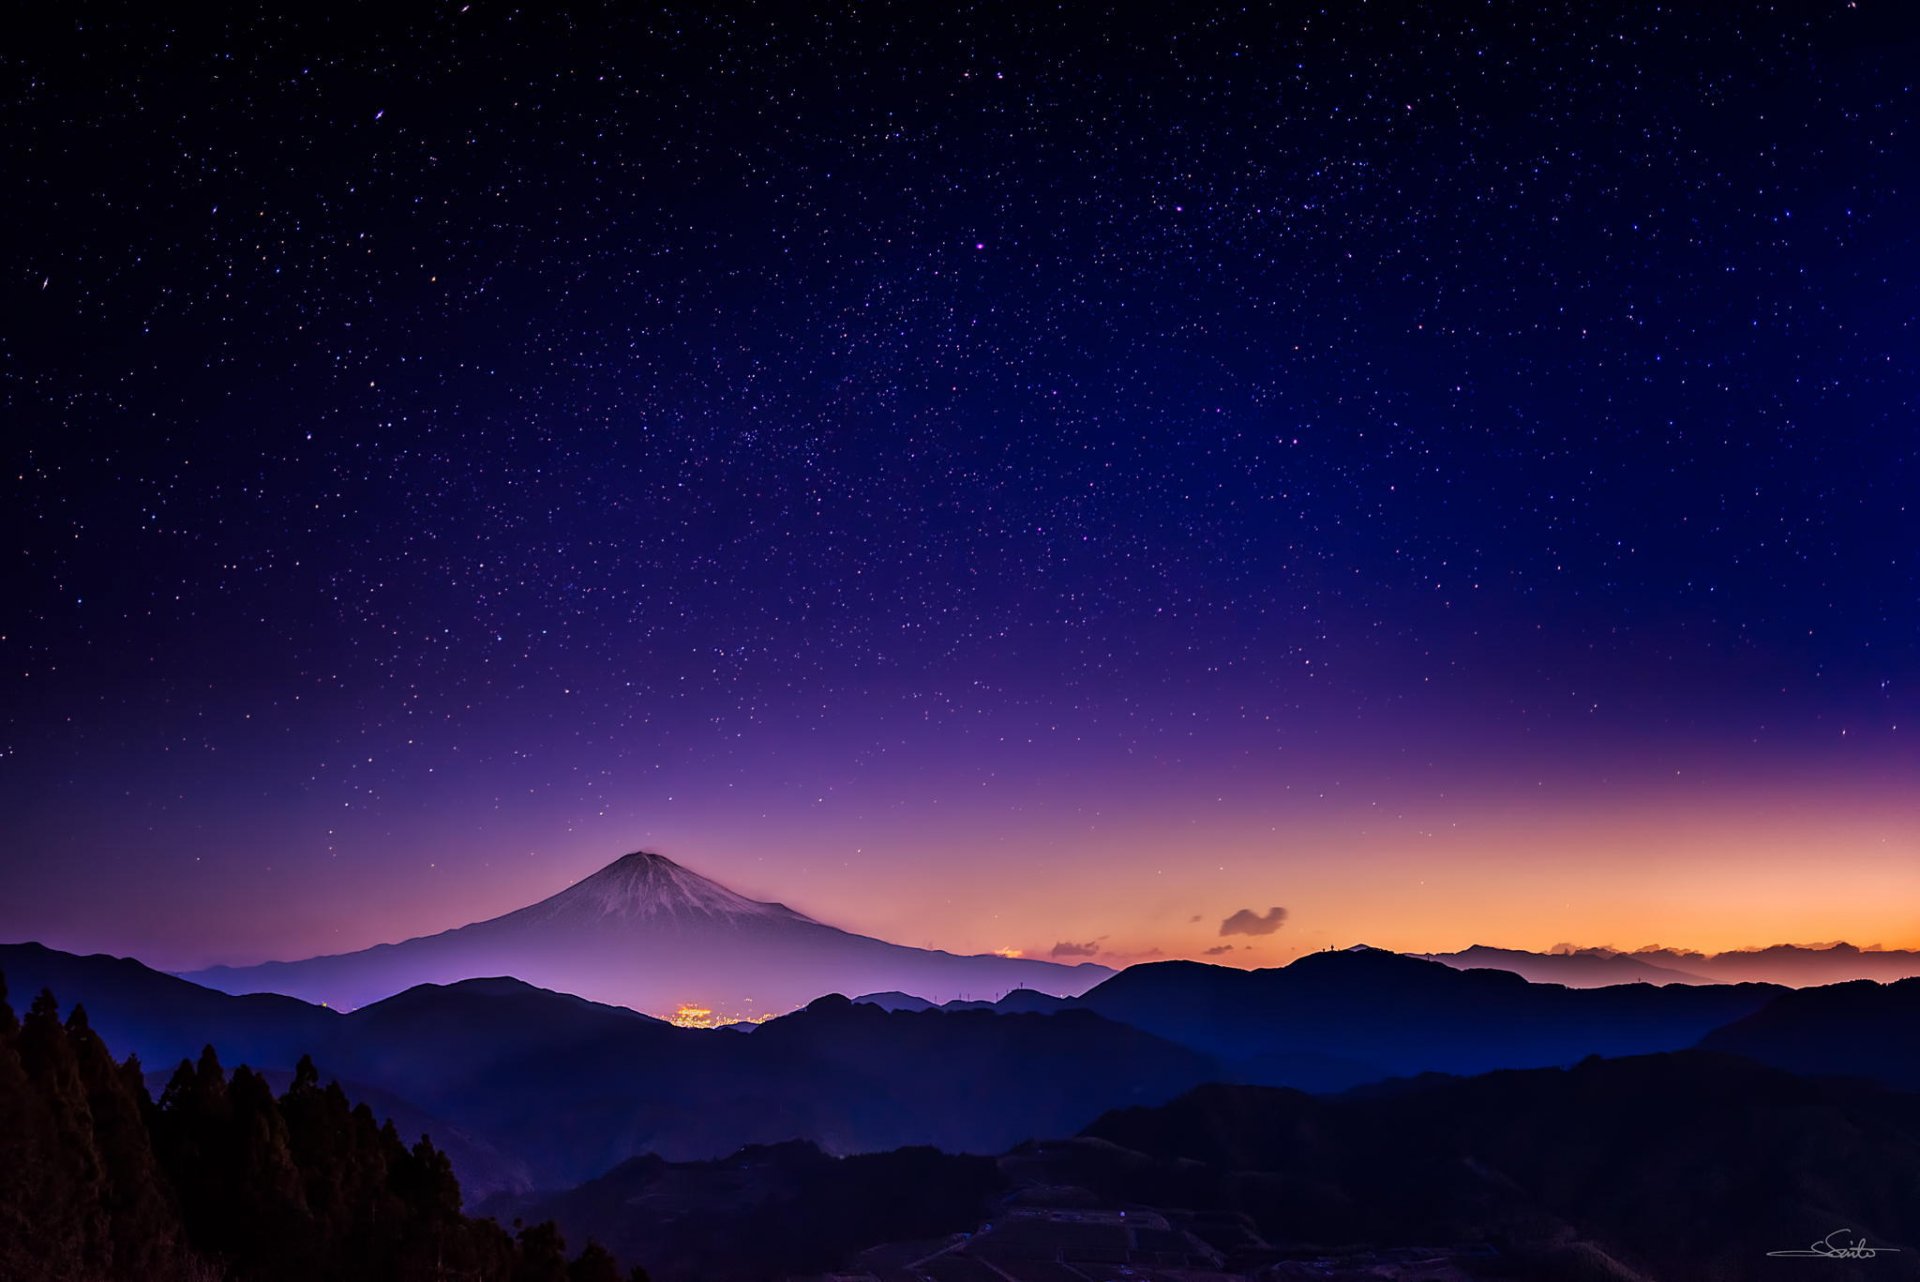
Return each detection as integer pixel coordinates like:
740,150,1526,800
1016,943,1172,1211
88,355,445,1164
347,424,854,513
182,851,1111,1016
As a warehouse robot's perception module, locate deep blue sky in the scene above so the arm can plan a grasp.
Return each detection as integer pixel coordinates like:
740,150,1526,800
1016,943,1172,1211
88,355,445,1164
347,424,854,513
3,1,1916,968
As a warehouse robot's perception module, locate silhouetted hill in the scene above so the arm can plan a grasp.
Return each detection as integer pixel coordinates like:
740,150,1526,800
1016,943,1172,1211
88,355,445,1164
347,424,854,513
509,1050,1920,1281
0,941,337,1068
1073,948,1783,1087
850,990,938,1011
493,1140,1005,1282
1662,942,1920,986
3,944,1214,1188
989,987,1070,1012
1699,976,1920,1089
1061,1052,1920,1280
184,851,1111,1015
855,986,1072,1014
1425,942,1920,987
337,986,1218,1185
731,994,1216,1156
1419,944,1712,986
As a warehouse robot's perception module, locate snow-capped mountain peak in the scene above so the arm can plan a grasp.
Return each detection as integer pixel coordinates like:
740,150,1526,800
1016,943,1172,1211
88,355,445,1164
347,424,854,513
520,851,815,925
184,848,1112,1015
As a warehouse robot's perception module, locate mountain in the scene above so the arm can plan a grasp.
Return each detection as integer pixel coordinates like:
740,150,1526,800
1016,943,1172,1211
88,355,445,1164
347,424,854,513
1699,976,1920,1089
342,987,1217,1185
183,851,1111,1016
1648,942,1920,986
0,940,338,1069
1418,943,1713,986
849,990,938,1012
511,1050,1920,1282
1052,1052,1920,1281
1424,941,1920,987
489,1141,1004,1282
2,943,1208,1189
1072,948,1783,1088
853,987,1071,1013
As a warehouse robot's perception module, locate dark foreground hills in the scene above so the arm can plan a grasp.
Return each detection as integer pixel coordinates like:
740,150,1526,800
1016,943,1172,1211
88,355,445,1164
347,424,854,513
7,941,1920,1281
13,938,1917,1202
486,1052,1920,1282
492,1141,1008,1282
1048,1052,1920,1282
0,941,1211,1190
1700,974,1920,1089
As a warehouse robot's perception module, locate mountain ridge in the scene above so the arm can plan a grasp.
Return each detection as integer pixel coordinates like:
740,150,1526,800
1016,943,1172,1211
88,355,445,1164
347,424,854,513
1421,940,1920,987
180,850,1111,1017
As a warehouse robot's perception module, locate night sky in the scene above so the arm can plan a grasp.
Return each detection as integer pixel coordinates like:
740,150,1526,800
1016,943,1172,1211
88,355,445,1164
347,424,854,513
4,2,1916,972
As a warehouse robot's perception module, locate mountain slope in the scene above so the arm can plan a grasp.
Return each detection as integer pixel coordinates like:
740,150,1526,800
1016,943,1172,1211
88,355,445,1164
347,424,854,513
183,851,1111,1015
1418,943,1713,986
1424,942,1920,987
322,986,1219,1184
1699,976,1920,1089
1072,947,1783,1088
1062,1052,1920,1281
1647,942,1920,986
2,942,1206,1188
0,940,337,1069
489,1141,1005,1282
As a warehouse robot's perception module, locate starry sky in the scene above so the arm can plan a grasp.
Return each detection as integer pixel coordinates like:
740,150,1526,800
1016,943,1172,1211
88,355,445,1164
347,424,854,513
4,1,1917,972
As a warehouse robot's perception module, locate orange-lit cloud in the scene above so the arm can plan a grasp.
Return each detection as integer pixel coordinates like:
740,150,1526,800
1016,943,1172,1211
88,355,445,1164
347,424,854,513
1221,906,1289,937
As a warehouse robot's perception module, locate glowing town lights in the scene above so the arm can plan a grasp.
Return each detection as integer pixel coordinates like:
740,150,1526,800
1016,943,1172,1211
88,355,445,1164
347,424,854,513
667,1003,779,1029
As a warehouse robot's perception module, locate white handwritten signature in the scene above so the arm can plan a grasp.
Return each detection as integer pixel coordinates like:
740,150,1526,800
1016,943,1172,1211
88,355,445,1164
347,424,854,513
1767,1229,1902,1260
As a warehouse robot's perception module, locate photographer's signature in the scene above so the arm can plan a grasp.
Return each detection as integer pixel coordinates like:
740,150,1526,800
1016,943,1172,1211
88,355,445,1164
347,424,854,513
1768,1229,1902,1260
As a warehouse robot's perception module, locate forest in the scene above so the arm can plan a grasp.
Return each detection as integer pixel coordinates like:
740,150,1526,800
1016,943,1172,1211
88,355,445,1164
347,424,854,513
0,972,645,1282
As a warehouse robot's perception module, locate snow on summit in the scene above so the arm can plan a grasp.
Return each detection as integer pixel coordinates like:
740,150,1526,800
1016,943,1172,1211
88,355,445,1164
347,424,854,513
520,851,816,925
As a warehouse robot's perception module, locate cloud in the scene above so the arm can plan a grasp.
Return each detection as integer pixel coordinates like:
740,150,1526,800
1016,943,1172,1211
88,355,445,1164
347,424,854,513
1096,945,1165,966
1220,906,1288,937
1050,940,1100,958
1189,915,1203,924
1202,944,1236,956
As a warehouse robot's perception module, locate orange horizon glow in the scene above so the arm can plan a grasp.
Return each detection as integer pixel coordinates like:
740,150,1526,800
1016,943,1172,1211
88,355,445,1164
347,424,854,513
20,759,1912,976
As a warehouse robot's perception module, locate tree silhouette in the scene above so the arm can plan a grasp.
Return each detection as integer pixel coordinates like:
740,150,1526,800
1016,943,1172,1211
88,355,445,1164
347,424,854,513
0,973,650,1282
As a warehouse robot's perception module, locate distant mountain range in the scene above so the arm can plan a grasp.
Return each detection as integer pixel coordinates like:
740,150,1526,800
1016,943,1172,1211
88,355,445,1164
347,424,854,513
0,941,1204,1191
853,988,1071,1013
13,931,1920,1211
180,851,1111,1015
1070,947,1784,1089
1421,941,1920,987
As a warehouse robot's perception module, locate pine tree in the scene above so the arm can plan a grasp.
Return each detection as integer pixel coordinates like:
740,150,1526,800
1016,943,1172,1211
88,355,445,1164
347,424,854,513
513,1221,571,1282
66,1005,190,1279
0,982,649,1282
17,989,111,1278
155,1045,238,1271
0,972,58,1280
567,1241,622,1282
226,1064,315,1275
